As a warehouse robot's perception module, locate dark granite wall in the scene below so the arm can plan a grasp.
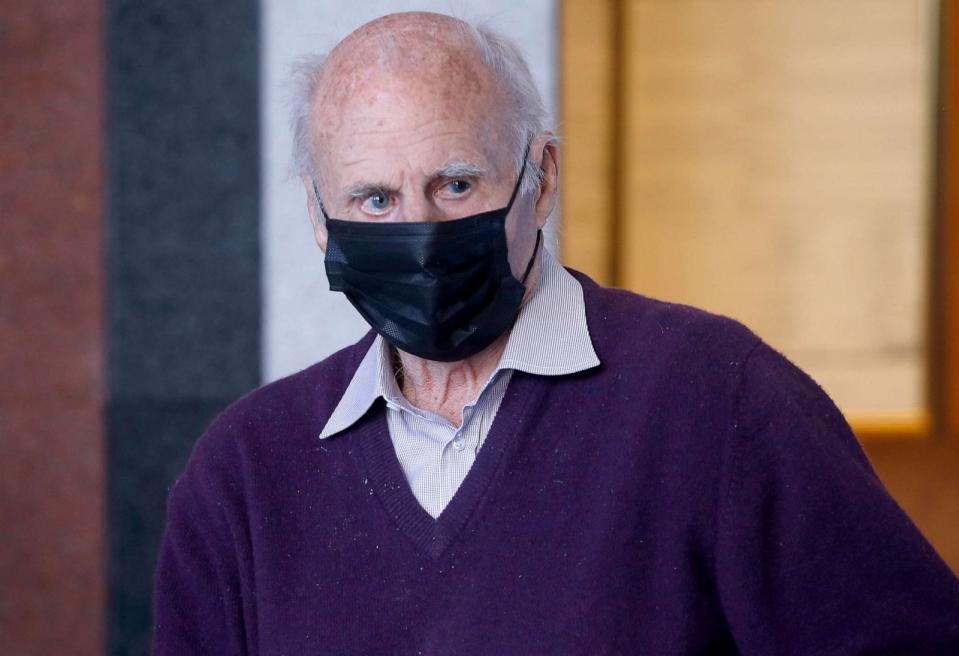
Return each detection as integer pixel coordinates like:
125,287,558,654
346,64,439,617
106,1,261,653
0,3,107,655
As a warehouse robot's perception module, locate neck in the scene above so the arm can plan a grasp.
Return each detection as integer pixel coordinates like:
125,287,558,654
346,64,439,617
395,247,544,426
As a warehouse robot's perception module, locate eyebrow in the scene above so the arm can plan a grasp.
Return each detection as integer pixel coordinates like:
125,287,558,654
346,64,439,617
431,160,488,179
345,182,396,198
341,160,488,199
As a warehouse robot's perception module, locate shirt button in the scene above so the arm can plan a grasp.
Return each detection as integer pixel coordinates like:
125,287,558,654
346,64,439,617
452,437,465,451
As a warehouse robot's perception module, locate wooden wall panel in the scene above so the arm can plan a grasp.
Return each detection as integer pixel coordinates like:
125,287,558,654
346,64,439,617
942,0,959,439
617,0,936,422
560,0,619,285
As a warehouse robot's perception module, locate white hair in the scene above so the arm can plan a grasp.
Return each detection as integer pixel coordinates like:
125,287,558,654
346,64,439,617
288,20,552,200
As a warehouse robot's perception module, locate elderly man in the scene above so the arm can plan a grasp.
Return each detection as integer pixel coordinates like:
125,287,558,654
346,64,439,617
153,11,959,655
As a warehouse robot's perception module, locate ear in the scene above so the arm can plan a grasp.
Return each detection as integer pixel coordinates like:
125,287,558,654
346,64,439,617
533,133,559,228
302,174,329,252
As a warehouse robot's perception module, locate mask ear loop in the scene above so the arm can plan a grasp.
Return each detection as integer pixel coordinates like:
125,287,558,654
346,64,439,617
312,179,332,221
504,142,532,213
520,229,542,285
509,140,541,286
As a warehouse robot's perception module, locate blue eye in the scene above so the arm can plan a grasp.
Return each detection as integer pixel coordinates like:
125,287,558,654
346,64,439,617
448,180,471,194
361,191,391,215
369,192,388,209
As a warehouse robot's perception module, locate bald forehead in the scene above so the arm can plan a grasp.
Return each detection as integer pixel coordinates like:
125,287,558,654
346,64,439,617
322,13,491,96
312,13,510,147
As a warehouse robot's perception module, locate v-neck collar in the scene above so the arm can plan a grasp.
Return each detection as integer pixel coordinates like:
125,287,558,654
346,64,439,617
349,369,549,560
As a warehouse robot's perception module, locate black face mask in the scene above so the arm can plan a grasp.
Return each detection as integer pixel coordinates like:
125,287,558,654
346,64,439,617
320,153,541,362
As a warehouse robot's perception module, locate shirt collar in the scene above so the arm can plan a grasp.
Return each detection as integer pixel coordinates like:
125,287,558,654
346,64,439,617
319,246,600,439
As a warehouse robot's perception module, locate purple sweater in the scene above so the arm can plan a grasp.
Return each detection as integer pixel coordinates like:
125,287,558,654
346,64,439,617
153,270,959,655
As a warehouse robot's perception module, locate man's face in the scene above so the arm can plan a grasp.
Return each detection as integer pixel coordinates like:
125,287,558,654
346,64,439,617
315,74,515,224
303,30,556,280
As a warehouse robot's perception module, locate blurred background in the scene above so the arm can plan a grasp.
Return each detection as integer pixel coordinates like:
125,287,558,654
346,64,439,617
1,0,957,654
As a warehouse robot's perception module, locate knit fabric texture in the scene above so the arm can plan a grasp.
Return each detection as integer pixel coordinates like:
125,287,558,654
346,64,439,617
153,269,959,655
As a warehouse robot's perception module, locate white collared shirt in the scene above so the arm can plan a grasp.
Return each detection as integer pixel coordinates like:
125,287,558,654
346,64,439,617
319,247,600,518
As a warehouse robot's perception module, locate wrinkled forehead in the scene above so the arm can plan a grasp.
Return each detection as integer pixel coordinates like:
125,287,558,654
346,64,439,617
310,27,515,180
